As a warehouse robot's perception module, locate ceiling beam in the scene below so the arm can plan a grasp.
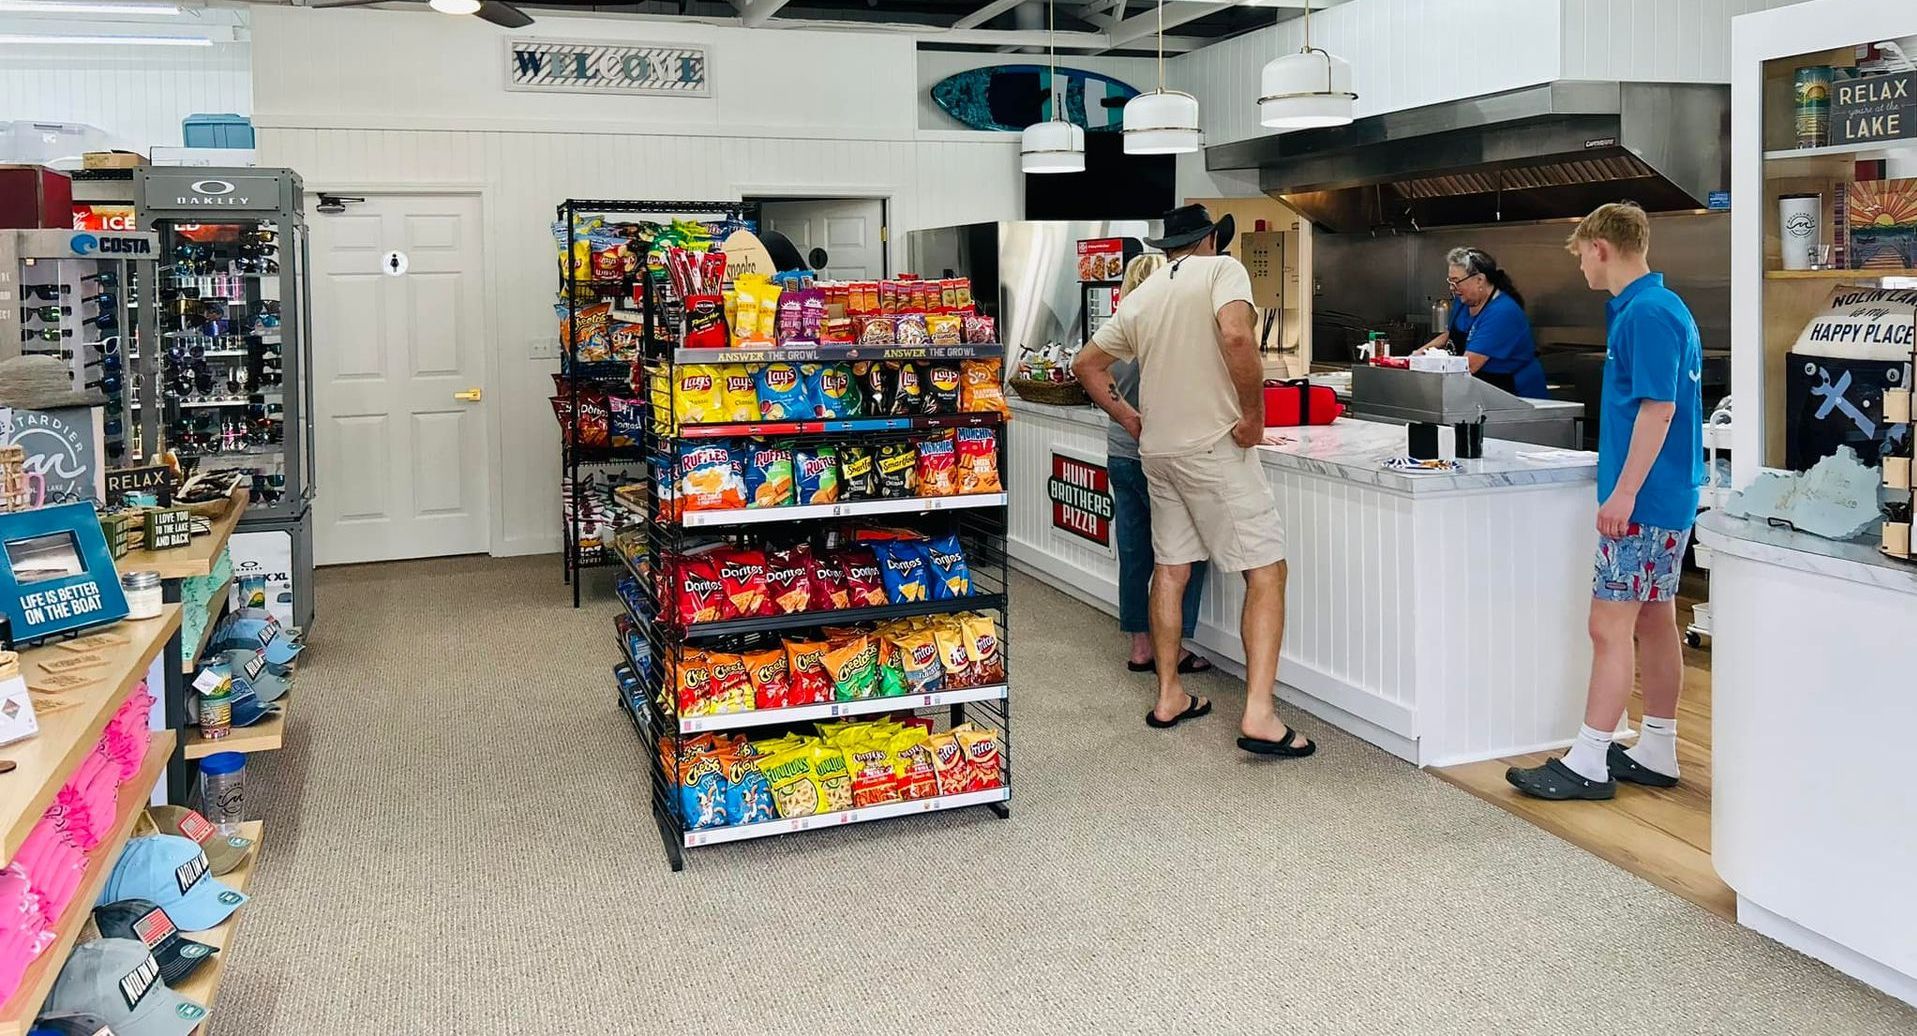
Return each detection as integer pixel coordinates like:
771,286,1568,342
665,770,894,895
950,0,1028,31
1102,1,1233,50
738,0,793,28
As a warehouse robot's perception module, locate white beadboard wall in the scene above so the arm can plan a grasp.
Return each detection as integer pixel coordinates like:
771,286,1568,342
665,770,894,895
251,7,1021,555
1559,0,1813,81
0,17,249,151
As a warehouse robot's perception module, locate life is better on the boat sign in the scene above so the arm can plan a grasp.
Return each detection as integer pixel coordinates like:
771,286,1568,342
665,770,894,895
505,38,710,97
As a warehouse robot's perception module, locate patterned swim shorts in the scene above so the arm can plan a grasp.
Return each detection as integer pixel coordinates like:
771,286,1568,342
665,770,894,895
1592,523,1693,603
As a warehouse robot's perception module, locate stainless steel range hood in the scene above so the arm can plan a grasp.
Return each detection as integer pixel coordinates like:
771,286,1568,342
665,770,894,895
1205,81,1728,233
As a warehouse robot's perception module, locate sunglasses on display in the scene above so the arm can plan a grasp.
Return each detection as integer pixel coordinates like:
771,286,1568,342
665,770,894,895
234,258,280,275
86,373,121,394
22,304,71,322
22,327,70,342
85,353,123,376
22,348,75,360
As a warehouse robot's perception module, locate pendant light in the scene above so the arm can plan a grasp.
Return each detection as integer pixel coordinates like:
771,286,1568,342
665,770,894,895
1259,0,1356,130
1122,0,1201,155
1020,0,1086,174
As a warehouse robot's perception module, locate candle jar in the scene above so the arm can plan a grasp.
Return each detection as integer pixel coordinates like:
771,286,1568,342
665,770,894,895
121,571,163,619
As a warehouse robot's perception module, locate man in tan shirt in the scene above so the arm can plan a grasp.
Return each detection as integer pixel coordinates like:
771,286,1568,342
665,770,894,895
1073,205,1314,758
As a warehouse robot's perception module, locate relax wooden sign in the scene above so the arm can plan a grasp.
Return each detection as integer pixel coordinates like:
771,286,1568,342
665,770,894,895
1834,71,1915,147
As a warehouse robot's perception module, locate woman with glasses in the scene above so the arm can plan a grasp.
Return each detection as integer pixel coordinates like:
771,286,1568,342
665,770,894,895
1416,247,1550,399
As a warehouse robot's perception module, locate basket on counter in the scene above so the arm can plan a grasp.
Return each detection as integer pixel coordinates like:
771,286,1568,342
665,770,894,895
1009,377,1089,407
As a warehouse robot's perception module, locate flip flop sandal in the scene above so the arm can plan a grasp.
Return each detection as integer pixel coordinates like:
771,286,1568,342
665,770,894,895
1146,693,1211,729
1126,660,1155,672
1607,743,1679,788
1505,758,1615,800
1237,726,1316,757
1177,654,1213,674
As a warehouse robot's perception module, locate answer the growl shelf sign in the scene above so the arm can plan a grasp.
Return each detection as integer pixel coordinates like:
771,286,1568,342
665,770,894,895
506,38,710,96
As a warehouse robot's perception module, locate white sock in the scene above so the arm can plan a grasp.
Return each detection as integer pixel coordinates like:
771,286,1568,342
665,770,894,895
1561,724,1614,783
1627,715,1680,778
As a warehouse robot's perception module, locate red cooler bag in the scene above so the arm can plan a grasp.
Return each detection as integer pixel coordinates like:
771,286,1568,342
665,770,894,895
1263,379,1343,427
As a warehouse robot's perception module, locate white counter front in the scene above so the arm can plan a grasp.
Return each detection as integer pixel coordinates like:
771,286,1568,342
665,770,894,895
1010,398,1600,766
1696,511,1917,1006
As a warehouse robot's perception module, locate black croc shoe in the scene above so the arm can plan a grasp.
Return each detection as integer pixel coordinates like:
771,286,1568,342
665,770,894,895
1607,742,1679,788
1505,758,1615,801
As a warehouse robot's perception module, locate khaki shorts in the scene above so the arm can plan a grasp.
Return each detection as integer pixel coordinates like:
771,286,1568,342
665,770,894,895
1139,439,1286,573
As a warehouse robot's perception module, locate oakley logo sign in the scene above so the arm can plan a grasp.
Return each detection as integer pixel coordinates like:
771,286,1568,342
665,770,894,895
192,179,236,195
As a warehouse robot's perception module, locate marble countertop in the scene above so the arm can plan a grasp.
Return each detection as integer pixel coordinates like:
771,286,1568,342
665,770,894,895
1257,419,1598,494
1696,510,1917,595
1009,397,1110,430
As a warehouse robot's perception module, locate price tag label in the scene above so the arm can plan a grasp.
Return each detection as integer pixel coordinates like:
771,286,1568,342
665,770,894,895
192,668,227,694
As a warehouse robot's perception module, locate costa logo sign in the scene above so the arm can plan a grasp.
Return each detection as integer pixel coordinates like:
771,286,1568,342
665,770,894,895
69,233,152,256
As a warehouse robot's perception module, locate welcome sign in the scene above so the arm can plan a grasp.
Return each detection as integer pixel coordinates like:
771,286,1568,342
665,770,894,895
506,38,710,96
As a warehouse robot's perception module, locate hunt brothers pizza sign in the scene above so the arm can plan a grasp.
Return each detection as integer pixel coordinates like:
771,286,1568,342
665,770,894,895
1047,448,1114,553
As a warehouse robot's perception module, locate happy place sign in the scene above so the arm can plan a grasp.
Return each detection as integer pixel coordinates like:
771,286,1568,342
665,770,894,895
506,38,710,97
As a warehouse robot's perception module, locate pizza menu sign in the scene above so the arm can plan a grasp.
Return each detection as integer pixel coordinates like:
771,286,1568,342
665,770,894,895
1047,448,1114,555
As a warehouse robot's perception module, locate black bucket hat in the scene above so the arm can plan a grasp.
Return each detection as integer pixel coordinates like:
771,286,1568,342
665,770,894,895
1145,204,1235,253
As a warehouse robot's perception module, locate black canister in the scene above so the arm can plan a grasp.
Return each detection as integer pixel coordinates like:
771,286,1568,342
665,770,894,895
1455,419,1486,459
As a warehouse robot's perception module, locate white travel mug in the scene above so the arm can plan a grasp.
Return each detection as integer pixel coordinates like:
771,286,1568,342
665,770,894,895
1779,194,1822,271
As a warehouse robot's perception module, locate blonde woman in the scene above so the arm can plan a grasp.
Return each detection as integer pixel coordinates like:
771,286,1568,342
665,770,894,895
1107,252,1211,675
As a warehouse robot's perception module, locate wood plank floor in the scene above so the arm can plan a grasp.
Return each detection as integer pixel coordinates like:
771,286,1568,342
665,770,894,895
1434,578,1734,921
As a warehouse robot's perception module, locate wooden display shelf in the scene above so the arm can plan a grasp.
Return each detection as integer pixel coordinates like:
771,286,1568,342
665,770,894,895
1763,139,1917,164
183,693,289,760
1766,267,1917,279
117,488,248,580
182,575,236,674
0,730,177,1036
169,821,263,1017
1,606,182,863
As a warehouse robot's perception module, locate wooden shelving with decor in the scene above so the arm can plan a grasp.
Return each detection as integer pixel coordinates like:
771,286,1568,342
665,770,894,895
1765,267,1917,279
183,693,289,759
182,574,236,674
168,821,264,1021
0,730,178,1036
118,487,248,580
0,607,182,862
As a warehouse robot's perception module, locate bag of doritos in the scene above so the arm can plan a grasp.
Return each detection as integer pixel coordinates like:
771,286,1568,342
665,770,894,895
839,547,889,608
784,638,833,706
743,647,791,710
763,546,814,615
677,441,746,512
754,362,811,421
713,547,773,619
926,534,971,600
742,439,795,509
807,550,850,611
916,433,958,497
795,445,840,505
874,540,932,604
805,363,861,419
673,553,728,624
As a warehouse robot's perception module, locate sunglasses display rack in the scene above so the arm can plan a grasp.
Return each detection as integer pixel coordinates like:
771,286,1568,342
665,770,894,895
554,199,752,606
615,236,1013,873
133,169,312,534
0,229,161,472
1879,309,1917,559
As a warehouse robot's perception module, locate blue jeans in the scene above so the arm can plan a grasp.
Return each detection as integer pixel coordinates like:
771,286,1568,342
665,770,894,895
1110,455,1207,637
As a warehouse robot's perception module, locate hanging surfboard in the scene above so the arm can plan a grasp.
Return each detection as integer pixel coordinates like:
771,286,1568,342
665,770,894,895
931,64,1141,133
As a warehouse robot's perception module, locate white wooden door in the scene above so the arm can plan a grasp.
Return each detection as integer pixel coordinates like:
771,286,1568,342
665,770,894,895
307,193,490,565
757,198,886,279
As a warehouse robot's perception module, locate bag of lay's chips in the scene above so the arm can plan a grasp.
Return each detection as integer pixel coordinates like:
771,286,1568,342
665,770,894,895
758,745,818,818
926,533,971,600
955,426,1002,494
671,364,730,428
722,754,777,824
805,363,862,419
677,441,746,512
807,746,855,813
823,636,879,701
742,439,795,509
719,364,758,422
784,638,833,705
874,539,932,604
794,445,840,505
743,646,791,710
754,362,812,421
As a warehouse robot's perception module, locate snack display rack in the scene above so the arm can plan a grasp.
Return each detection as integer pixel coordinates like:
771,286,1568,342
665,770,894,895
555,199,750,605
613,250,1014,872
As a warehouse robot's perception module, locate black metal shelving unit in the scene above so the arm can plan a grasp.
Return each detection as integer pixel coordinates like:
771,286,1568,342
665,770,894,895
615,263,1013,871
555,199,750,604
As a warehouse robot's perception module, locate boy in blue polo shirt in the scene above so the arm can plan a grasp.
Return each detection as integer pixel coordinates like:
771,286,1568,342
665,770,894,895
1508,202,1704,801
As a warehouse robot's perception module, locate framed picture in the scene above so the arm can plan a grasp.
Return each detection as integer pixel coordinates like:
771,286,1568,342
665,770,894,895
0,501,129,644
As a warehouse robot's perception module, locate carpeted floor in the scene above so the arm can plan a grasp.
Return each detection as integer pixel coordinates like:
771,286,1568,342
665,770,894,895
216,556,1917,1035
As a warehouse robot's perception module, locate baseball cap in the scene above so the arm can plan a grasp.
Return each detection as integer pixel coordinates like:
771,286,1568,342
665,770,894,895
101,836,246,932
29,1012,115,1036
227,682,280,728
218,649,288,704
231,607,300,644
92,900,217,986
42,938,206,1036
140,806,253,877
211,615,300,667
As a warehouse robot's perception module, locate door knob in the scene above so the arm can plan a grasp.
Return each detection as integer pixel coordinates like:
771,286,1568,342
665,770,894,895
454,387,482,402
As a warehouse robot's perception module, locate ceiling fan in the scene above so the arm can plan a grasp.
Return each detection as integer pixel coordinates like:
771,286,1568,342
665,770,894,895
306,0,535,28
